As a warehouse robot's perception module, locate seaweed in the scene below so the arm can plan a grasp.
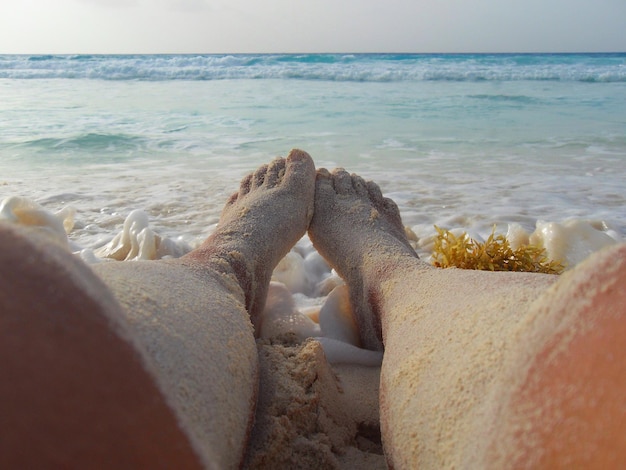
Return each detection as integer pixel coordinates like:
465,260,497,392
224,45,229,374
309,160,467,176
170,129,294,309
431,226,564,274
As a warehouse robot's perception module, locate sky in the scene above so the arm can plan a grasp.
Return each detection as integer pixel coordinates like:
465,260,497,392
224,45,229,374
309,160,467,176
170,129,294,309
1,0,625,54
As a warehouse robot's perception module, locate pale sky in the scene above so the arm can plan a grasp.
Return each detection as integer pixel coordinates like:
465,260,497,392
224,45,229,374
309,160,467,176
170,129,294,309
1,0,625,54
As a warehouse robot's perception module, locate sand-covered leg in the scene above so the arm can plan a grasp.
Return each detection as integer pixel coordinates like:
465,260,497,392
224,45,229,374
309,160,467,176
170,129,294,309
93,149,316,468
484,243,626,468
308,168,418,351
0,223,203,469
185,148,316,330
307,169,564,468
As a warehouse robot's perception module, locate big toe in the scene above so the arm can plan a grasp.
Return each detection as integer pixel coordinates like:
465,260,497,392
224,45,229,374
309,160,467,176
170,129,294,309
313,168,334,200
283,149,316,191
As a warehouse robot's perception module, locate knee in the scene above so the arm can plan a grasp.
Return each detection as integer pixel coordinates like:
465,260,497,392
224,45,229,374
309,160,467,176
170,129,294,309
488,243,626,468
0,223,203,468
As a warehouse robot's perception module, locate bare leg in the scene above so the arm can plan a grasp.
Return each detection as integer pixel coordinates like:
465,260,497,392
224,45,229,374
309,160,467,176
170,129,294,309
485,244,626,468
1,149,315,469
308,167,418,351
93,149,315,468
0,224,203,469
308,168,626,468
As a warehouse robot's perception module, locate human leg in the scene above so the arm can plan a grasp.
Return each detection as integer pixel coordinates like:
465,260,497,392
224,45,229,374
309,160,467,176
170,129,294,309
0,223,204,469
484,243,626,468
92,149,315,468
309,168,594,468
1,149,316,469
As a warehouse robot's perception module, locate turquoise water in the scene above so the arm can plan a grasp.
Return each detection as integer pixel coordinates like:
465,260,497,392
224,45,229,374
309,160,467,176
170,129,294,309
1,53,625,250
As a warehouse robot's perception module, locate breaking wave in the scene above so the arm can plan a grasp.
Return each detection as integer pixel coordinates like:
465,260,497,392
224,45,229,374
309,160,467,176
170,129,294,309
1,53,625,82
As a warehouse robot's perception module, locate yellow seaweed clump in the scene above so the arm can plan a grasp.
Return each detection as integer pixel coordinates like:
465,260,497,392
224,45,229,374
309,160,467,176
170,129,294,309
431,226,564,274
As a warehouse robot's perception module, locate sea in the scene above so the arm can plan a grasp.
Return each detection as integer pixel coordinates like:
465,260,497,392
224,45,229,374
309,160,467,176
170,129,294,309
1,53,625,271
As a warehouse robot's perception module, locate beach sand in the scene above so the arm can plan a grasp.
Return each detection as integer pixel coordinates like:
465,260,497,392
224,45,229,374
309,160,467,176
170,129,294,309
245,335,385,469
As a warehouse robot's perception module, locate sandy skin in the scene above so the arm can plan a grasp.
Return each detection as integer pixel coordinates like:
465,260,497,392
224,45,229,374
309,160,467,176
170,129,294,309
0,223,204,469
308,167,626,468
0,149,316,469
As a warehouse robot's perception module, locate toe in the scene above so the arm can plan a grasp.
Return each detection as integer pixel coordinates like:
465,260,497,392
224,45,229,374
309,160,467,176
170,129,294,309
265,157,286,188
382,197,406,231
312,169,335,213
332,169,354,195
365,180,385,205
382,197,401,218
239,173,253,196
283,149,316,190
226,192,239,206
314,168,333,196
316,167,332,180
352,174,369,197
287,148,311,164
251,164,268,190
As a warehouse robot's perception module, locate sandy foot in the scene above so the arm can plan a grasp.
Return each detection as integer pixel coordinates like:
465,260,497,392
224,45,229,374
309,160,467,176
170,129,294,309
185,148,316,329
308,167,418,351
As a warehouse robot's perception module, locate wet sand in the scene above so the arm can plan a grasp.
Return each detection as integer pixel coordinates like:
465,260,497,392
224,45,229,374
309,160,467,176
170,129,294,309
245,335,385,469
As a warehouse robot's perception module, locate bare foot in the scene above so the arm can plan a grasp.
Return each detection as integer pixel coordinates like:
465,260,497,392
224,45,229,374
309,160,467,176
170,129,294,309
185,149,315,329
306,166,626,468
308,168,418,350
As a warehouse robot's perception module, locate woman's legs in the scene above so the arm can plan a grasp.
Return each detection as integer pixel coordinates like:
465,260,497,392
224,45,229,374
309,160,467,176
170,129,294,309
1,149,316,469
308,167,625,468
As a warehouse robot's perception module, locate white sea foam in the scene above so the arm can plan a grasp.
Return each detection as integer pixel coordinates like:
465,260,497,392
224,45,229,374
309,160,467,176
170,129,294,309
1,54,625,82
